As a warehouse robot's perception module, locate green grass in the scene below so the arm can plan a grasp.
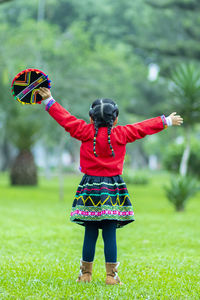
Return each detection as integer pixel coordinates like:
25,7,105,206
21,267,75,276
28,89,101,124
0,173,200,299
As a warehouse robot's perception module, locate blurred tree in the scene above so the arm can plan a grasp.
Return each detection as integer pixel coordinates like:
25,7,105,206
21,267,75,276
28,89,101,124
169,63,200,176
46,0,78,30
0,11,144,174
129,0,200,67
8,107,40,185
147,0,200,10
2,0,197,178
0,0,13,3
0,68,12,170
163,139,200,178
0,19,59,175
0,0,172,118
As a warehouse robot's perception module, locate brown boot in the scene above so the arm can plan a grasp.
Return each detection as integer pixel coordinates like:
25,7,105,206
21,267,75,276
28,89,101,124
105,262,122,285
76,260,93,283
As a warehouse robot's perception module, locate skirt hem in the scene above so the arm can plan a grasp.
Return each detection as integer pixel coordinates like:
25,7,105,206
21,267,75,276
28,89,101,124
70,217,135,229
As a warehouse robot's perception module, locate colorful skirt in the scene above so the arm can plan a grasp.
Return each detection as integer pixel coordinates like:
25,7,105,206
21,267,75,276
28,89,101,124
70,174,135,228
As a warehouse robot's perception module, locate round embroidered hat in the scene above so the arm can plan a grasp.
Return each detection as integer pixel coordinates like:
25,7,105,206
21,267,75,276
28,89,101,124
11,68,51,105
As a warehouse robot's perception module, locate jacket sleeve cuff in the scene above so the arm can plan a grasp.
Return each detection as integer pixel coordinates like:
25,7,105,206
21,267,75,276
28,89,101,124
166,116,172,126
45,98,56,111
161,115,168,129
43,96,53,105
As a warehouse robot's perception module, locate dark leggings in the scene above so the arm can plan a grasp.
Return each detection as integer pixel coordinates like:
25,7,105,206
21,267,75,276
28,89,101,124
82,221,117,262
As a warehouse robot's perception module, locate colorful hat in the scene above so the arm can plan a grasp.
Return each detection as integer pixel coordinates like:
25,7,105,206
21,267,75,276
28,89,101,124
11,68,51,104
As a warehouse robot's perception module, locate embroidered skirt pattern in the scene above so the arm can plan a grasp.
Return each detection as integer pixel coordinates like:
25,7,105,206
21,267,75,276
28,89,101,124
70,174,135,228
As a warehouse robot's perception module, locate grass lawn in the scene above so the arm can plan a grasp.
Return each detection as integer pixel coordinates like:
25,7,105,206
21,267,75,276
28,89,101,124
0,172,200,299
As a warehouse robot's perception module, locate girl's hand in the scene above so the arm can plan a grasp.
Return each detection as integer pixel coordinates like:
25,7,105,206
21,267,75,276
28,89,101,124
168,112,183,126
38,87,52,100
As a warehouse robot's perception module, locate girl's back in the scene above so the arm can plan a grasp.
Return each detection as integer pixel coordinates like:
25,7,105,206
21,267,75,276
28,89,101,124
46,100,164,176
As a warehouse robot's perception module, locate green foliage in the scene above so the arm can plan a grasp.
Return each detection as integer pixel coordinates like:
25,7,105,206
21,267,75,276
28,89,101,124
163,141,200,178
128,79,170,117
126,0,200,69
123,169,150,185
0,16,140,152
170,63,200,125
0,13,147,159
7,106,41,150
168,63,200,177
46,0,78,30
164,175,199,212
1,0,200,175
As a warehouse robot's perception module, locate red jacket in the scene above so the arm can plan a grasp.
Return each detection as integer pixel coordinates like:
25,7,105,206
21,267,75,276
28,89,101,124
48,102,166,176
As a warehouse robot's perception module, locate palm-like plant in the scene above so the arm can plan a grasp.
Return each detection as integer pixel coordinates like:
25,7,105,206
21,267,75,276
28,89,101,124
170,63,200,176
164,176,199,212
8,106,41,185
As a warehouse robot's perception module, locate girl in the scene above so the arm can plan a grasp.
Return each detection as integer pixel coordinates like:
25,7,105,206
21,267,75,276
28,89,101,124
38,87,183,285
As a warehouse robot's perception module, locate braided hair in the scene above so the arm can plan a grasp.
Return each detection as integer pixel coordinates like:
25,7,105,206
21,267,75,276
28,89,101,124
89,98,119,157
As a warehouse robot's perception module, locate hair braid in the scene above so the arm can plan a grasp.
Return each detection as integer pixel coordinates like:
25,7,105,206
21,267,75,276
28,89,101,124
108,121,115,157
93,120,99,157
90,98,119,158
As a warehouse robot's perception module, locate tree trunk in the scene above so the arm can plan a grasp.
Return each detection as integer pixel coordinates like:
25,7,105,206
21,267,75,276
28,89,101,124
176,203,185,212
10,150,37,185
179,127,191,177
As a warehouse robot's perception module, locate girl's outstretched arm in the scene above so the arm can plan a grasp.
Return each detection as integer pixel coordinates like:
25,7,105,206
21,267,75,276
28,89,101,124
38,87,91,141
114,113,183,144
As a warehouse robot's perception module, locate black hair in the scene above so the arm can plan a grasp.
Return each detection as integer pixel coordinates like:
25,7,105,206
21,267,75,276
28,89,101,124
89,98,119,157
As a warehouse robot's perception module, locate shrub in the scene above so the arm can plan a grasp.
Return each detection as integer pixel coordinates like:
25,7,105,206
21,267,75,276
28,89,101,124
164,175,199,211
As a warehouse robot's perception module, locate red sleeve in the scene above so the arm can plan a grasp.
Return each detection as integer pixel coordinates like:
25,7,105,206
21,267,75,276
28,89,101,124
48,102,92,141
114,116,165,144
